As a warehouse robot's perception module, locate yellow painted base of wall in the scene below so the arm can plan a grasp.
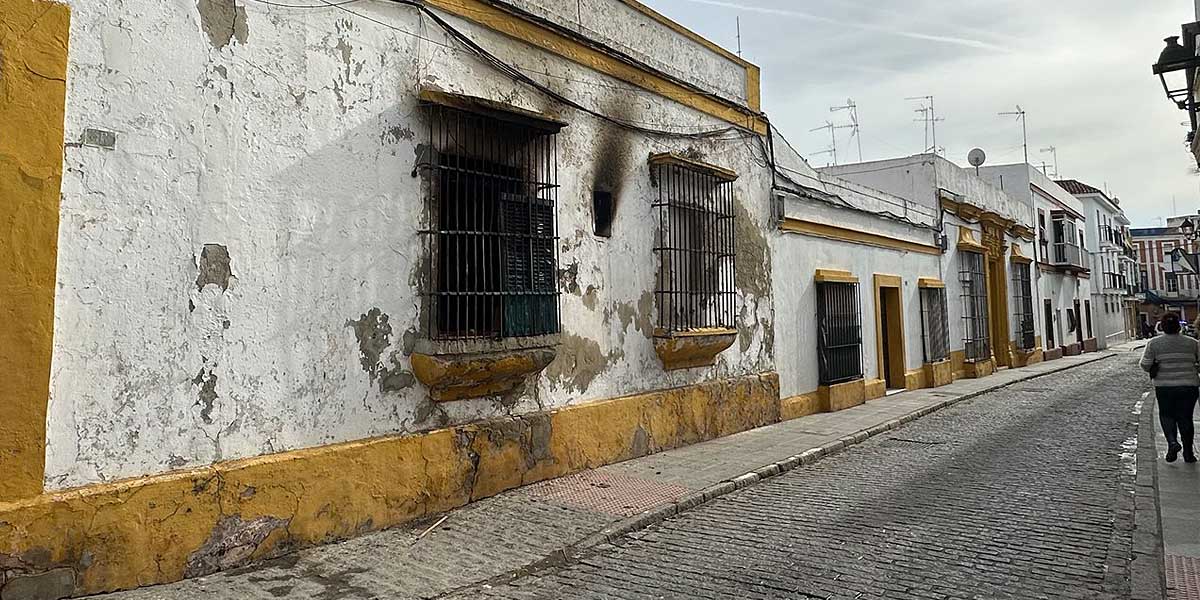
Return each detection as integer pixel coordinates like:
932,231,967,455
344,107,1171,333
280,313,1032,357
904,369,926,391
923,360,955,388
780,391,824,421
0,373,779,596
818,379,868,412
1010,346,1044,368
865,378,886,400
963,359,995,379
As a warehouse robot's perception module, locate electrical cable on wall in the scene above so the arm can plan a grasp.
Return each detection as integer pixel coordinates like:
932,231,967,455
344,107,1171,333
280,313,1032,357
247,0,945,231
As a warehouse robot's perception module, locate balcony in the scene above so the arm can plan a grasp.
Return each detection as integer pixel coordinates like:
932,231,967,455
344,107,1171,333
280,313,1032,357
1051,241,1088,273
1102,272,1129,293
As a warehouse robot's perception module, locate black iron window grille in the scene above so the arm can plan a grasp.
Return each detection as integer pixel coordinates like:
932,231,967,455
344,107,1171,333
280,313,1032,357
651,155,737,332
1011,262,1036,350
817,281,863,385
960,251,990,361
420,97,562,340
919,286,950,363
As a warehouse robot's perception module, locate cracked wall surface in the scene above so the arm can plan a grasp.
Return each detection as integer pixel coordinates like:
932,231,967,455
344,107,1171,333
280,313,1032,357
42,0,777,492
0,373,778,596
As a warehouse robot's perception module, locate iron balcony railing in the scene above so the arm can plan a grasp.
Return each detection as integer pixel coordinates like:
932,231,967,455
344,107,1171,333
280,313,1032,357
1103,272,1128,290
1051,242,1086,270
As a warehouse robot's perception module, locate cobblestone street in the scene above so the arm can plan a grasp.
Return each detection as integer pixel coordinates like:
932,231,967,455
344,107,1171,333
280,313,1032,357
456,354,1149,600
90,349,1155,600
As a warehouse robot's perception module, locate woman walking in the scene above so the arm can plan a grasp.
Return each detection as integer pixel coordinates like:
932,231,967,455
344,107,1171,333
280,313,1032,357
1141,313,1200,463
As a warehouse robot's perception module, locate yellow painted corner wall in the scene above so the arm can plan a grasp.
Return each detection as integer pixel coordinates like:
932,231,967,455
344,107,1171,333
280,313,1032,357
0,0,70,502
0,373,779,596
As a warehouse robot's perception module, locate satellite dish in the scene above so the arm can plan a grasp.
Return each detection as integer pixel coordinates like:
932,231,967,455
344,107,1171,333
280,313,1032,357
968,148,987,167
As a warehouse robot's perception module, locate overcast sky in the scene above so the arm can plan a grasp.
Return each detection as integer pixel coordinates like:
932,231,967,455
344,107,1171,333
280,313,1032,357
642,0,1200,227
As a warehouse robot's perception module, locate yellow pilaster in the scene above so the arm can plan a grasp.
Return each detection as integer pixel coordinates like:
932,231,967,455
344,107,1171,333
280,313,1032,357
0,0,70,502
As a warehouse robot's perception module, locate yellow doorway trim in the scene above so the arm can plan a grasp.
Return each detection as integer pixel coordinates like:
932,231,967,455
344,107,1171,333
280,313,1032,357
872,274,906,389
0,0,70,502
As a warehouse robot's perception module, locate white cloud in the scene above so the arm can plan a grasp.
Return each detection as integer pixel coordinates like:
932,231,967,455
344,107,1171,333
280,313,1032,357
643,0,1200,226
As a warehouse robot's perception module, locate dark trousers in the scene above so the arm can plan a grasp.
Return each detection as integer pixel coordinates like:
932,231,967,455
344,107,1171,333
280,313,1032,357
1157,386,1199,449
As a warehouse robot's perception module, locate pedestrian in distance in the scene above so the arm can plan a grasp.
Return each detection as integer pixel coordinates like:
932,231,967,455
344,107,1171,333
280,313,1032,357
1141,312,1200,463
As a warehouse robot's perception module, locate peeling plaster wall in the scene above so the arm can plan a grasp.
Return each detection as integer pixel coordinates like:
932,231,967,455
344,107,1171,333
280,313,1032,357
44,0,775,488
502,0,750,104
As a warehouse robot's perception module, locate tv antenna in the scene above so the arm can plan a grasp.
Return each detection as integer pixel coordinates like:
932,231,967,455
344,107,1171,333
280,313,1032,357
907,95,942,156
830,99,863,162
736,16,741,56
998,105,1028,165
1039,145,1058,178
810,120,838,166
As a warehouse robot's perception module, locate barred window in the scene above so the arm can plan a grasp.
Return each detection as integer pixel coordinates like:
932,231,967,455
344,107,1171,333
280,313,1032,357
420,93,563,340
959,251,990,361
1011,262,1035,350
650,154,737,332
817,282,862,385
919,286,950,362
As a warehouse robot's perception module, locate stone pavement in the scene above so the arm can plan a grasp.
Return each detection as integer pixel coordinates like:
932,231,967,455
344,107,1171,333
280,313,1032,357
94,343,1142,600
454,351,1154,599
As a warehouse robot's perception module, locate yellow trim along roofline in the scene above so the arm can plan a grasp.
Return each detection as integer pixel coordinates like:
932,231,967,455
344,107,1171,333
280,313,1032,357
0,0,70,502
424,0,768,133
781,218,941,256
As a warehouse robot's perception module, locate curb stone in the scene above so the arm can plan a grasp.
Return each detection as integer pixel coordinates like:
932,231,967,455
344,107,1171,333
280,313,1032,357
1131,392,1167,600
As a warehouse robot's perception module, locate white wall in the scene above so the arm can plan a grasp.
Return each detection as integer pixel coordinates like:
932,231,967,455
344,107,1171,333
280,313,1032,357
507,0,750,104
46,0,775,489
771,195,941,397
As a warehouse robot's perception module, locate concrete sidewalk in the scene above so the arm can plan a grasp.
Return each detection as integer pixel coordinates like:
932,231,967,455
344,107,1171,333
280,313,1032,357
97,343,1142,600
1155,386,1200,600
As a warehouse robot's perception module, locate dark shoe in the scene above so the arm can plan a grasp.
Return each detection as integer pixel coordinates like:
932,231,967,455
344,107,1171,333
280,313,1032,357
1168,443,1183,463
1186,448,1197,463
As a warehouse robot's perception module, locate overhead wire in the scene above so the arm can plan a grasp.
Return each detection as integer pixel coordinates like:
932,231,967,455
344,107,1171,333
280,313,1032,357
248,0,940,229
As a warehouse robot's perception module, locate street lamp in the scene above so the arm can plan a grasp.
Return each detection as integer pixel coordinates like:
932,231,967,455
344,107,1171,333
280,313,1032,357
1154,26,1200,133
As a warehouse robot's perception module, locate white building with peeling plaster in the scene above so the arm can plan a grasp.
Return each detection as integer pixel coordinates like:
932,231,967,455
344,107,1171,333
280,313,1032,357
0,0,1109,595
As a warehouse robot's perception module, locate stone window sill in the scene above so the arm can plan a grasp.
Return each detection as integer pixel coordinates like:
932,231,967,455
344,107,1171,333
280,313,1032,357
653,328,737,371
411,334,559,402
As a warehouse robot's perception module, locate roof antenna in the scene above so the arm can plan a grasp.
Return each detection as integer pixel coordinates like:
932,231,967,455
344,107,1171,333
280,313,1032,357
810,121,838,166
830,99,862,162
907,95,942,156
1039,146,1058,178
736,16,742,57
998,105,1028,165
